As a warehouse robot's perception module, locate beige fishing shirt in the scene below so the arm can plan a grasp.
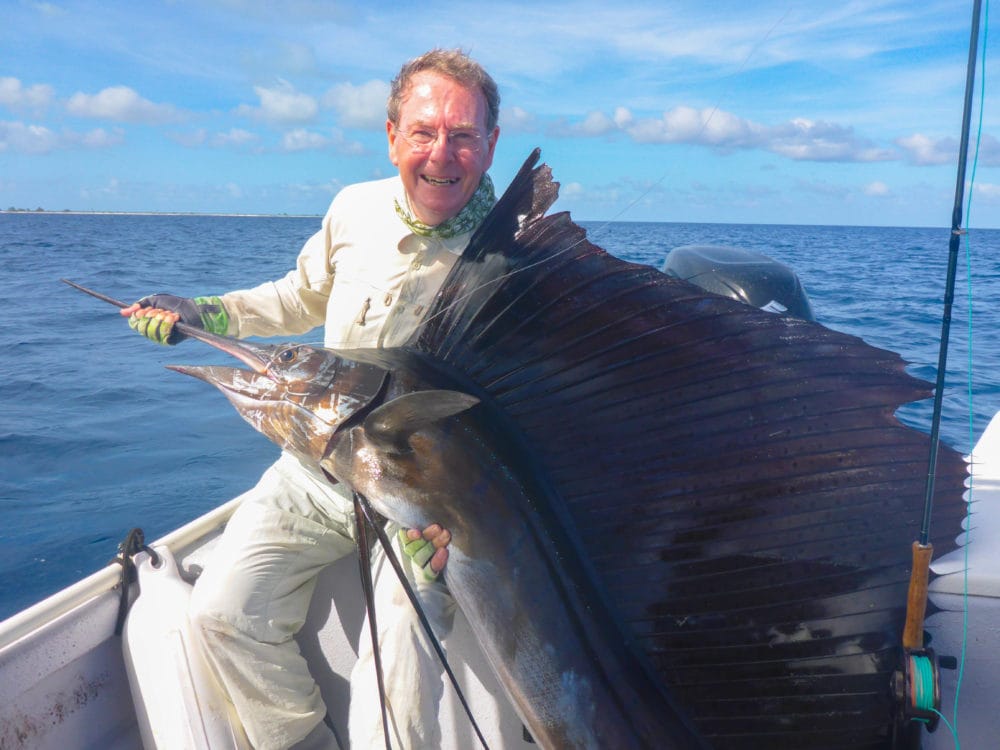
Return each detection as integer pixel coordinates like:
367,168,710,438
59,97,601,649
220,176,472,348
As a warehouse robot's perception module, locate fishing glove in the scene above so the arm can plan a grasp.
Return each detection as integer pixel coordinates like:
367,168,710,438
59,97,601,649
128,294,229,345
398,528,441,582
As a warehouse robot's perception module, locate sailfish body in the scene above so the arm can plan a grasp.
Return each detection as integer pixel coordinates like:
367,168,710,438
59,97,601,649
169,150,967,749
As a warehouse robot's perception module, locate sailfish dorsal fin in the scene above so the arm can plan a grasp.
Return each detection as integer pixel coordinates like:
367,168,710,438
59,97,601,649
408,150,967,747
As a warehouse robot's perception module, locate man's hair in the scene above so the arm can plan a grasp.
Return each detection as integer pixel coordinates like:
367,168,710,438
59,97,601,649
388,49,500,132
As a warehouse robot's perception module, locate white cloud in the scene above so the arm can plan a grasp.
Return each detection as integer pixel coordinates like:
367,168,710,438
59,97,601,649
679,107,761,147
0,120,124,153
896,133,1000,168
66,86,179,124
551,104,896,163
282,127,329,151
896,133,955,166
612,107,633,128
500,106,537,133
980,135,1000,167
0,121,59,153
864,181,890,197
974,182,1000,201
322,80,389,129
767,118,893,162
77,127,125,148
239,80,318,124
211,128,259,147
576,110,619,137
280,127,365,154
600,105,765,148
0,77,54,112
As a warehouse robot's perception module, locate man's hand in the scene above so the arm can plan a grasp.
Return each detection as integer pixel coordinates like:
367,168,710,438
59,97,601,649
399,524,451,581
120,294,228,345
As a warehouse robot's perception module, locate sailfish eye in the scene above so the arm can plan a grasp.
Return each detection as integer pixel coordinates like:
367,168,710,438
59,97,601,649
277,348,298,364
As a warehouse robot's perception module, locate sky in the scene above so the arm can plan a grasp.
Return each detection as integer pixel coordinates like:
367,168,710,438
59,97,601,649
1,0,998,227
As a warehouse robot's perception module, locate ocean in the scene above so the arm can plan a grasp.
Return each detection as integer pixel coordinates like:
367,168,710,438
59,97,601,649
2,212,999,622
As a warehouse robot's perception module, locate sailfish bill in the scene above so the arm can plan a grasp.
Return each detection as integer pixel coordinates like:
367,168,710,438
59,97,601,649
165,149,966,749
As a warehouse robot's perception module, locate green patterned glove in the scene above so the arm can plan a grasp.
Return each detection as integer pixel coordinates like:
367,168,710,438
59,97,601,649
128,293,229,345
398,528,441,582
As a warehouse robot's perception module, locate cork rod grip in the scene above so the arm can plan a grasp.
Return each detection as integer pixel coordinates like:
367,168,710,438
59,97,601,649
902,541,934,650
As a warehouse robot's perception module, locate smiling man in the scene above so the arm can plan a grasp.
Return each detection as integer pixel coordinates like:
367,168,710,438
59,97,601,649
388,67,497,229
122,49,501,750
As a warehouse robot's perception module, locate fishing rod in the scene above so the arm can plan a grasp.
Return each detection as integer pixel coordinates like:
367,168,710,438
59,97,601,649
920,2,983,545
896,0,983,738
61,278,231,347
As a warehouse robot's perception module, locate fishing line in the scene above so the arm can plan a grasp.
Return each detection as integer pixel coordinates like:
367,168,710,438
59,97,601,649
414,6,795,335
907,2,988,747
950,0,989,738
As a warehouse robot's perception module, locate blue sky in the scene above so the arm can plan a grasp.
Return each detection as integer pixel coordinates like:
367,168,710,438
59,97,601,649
1,0,997,227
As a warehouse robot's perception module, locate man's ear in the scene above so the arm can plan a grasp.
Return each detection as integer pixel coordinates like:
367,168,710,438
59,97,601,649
386,119,400,166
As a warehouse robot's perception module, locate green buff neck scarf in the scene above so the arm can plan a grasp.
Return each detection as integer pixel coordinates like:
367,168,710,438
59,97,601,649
394,174,496,239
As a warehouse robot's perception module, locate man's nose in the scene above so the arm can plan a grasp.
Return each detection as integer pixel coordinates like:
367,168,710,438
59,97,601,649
427,131,454,161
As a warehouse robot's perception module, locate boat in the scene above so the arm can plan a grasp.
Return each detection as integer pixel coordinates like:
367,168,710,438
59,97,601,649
0,237,994,750
3,5,991,743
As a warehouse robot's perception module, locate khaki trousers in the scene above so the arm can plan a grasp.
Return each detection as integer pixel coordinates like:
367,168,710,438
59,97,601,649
189,451,455,750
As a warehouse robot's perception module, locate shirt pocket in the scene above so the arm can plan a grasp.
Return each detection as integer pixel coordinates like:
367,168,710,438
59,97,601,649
325,271,393,348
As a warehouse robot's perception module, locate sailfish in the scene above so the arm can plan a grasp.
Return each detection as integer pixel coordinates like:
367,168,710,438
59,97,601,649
140,150,967,748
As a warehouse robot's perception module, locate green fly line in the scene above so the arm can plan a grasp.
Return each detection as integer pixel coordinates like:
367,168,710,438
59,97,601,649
948,1,991,744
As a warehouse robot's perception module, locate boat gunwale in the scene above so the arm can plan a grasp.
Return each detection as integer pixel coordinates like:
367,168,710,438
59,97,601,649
0,496,243,652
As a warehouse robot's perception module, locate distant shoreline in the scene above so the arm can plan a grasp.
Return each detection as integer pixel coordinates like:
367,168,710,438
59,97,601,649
3,209,995,231
1,209,322,218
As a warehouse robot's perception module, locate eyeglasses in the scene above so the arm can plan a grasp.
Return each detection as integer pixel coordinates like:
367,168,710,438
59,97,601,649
393,126,485,155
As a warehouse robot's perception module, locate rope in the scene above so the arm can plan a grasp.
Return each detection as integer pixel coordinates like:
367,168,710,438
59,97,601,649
110,527,160,637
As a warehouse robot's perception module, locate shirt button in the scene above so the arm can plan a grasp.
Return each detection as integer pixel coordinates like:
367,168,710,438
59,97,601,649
384,293,393,306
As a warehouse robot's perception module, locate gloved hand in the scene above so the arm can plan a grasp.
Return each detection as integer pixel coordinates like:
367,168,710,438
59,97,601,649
121,294,229,345
398,525,451,582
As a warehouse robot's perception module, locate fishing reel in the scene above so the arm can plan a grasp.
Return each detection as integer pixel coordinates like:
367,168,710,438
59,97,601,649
891,648,941,735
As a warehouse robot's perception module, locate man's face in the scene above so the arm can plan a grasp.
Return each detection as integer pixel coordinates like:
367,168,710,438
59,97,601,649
387,71,498,227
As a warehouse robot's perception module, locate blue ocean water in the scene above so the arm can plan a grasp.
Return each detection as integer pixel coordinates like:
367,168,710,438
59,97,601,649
1,212,999,622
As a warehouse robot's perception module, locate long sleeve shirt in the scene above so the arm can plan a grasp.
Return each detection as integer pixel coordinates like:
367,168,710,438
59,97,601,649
220,176,472,349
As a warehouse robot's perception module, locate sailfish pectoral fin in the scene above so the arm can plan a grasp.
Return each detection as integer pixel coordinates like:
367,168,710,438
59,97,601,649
363,390,480,452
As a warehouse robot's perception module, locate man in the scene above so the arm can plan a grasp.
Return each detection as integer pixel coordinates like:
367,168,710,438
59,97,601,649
122,49,500,750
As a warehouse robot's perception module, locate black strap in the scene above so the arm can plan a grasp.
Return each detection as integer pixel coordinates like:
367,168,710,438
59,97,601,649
353,493,394,750
352,491,491,750
111,527,160,636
